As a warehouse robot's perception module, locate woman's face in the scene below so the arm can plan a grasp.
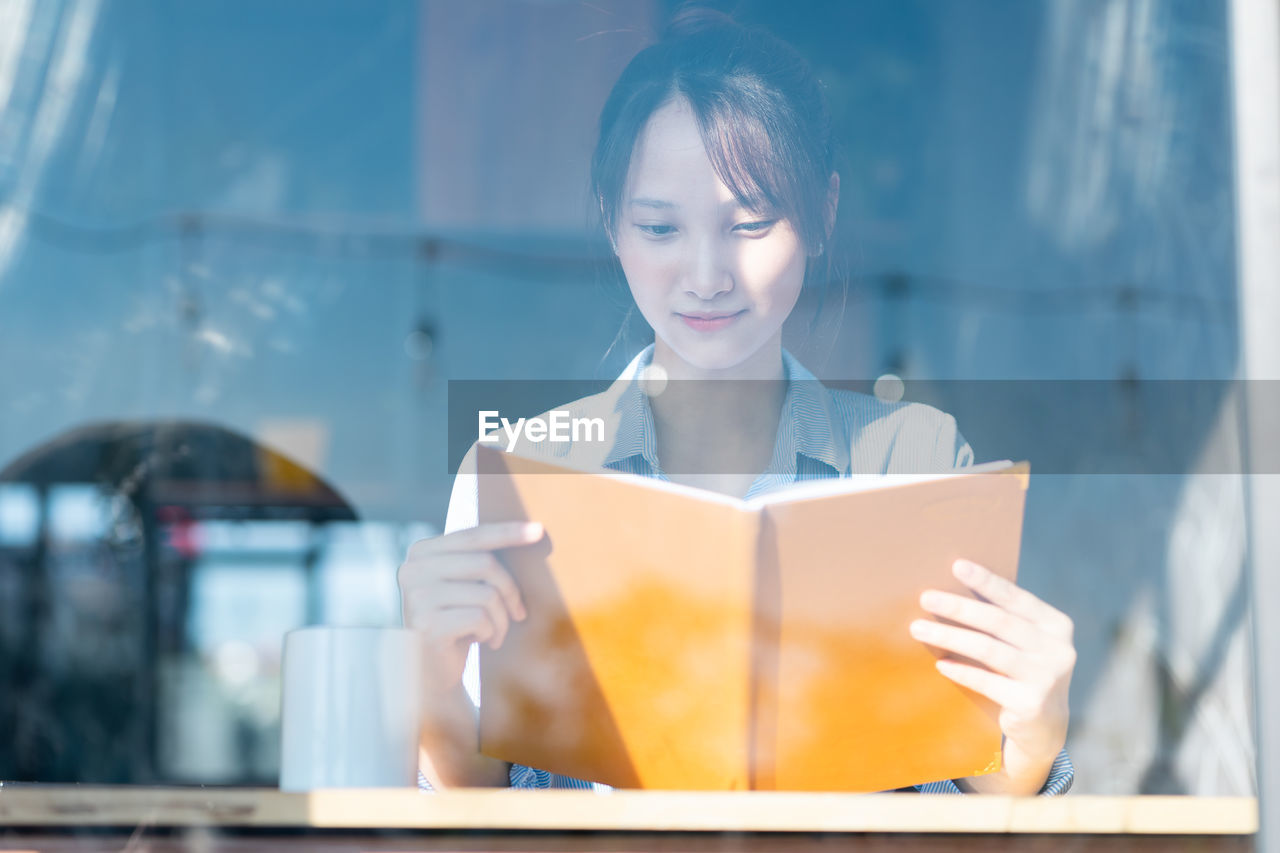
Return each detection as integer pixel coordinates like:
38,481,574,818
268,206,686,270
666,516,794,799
614,98,809,377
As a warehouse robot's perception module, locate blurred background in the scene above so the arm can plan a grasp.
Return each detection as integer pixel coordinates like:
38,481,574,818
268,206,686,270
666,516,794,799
0,0,1253,795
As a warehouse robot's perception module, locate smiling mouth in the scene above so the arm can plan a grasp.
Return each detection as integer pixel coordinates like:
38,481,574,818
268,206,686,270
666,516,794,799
677,310,747,332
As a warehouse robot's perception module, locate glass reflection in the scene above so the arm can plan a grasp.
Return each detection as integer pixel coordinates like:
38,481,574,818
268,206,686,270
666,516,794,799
0,0,1251,797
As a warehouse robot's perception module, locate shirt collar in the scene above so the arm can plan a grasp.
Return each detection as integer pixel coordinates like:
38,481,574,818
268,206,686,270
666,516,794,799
601,345,662,474
776,348,850,478
601,345,850,483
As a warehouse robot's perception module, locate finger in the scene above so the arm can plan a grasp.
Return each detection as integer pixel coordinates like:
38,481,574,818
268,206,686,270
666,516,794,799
460,555,527,623
437,581,511,649
910,619,1033,680
410,605,496,647
953,560,1074,639
409,522,544,559
400,551,527,621
935,658,1025,709
919,590,1042,651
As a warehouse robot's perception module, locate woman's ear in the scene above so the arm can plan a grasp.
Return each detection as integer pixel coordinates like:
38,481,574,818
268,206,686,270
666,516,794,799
824,171,840,239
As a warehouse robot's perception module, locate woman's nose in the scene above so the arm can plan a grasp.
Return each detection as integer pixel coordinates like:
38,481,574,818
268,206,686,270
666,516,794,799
682,236,734,300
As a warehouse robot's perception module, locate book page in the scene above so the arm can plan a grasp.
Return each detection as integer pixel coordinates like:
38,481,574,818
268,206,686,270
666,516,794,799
475,445,758,789
753,466,1028,791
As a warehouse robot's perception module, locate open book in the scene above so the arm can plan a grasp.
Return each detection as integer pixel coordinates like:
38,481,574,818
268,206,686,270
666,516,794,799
475,443,1030,792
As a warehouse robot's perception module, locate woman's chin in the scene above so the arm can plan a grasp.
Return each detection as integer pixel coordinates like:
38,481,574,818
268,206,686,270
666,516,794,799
658,331,777,376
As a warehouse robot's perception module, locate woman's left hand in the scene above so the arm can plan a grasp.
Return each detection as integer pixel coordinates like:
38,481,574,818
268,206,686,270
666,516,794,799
909,558,1075,794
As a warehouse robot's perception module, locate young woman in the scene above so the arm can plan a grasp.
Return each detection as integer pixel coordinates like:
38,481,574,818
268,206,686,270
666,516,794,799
399,8,1076,795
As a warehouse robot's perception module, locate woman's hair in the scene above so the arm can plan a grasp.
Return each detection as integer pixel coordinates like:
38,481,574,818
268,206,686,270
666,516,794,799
591,6,835,261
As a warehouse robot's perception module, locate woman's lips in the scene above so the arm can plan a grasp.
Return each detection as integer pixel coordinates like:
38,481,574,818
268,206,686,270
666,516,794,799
677,310,746,332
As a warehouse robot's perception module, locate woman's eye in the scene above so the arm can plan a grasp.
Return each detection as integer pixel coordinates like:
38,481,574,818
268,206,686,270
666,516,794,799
636,223,677,237
734,219,777,234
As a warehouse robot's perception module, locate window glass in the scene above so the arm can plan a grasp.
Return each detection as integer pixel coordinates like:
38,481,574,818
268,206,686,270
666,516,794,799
0,0,1252,797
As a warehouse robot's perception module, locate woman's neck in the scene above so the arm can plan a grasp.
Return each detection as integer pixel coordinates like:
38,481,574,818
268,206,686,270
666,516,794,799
647,337,788,494
650,336,786,382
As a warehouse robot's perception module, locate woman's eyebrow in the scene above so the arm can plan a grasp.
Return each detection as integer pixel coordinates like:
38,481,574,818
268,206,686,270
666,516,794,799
628,198,761,213
629,198,677,209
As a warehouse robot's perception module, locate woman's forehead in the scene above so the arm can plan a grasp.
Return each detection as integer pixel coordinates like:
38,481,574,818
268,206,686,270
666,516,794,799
625,99,740,208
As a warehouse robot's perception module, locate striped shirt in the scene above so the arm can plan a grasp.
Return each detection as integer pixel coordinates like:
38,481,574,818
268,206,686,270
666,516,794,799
425,344,1073,795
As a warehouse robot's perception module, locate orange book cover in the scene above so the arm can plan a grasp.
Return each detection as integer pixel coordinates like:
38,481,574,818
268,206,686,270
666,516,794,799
475,443,1028,791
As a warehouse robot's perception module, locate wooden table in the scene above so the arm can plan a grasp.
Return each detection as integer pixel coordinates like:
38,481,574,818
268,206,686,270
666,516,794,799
0,787,1258,851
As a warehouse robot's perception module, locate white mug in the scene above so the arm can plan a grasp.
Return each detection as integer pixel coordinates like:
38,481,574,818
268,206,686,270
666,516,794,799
279,626,424,791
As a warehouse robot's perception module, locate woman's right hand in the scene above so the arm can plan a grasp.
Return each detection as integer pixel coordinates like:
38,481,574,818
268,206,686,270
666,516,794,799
398,521,543,692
